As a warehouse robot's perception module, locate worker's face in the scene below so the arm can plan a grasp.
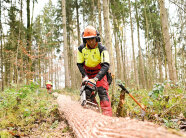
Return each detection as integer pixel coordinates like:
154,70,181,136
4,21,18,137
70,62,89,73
86,37,97,48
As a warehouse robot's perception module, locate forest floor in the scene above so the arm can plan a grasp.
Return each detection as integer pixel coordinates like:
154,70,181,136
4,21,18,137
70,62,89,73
21,94,75,138
0,85,75,138
21,115,74,138
0,83,185,137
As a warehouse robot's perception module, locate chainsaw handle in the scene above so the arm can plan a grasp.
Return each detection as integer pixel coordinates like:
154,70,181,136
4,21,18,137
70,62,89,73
82,80,96,87
81,80,97,92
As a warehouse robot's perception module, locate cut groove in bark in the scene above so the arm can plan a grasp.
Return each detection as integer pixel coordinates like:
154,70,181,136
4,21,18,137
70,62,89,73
57,94,183,138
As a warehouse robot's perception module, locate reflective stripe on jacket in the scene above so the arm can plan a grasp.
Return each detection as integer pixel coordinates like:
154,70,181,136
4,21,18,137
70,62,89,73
77,42,110,67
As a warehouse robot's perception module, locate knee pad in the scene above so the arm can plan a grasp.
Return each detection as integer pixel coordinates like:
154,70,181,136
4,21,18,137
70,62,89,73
97,87,109,101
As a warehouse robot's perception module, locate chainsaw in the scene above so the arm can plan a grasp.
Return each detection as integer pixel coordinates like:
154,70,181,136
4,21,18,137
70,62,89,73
80,80,98,108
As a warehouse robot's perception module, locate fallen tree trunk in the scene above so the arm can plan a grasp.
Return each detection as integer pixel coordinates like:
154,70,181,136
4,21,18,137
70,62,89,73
56,94,183,138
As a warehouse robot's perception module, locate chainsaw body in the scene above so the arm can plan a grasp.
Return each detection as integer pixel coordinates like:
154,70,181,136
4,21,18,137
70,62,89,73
80,80,98,108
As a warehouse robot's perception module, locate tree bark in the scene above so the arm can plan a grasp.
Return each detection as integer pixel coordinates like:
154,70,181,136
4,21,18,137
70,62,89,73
103,0,116,106
91,0,95,26
62,0,70,88
116,90,126,117
135,0,146,89
158,0,177,83
26,0,32,84
0,0,4,91
158,42,163,82
57,94,182,138
18,0,24,85
113,19,122,80
75,0,81,46
98,0,103,40
128,0,139,89
143,0,150,89
121,19,128,85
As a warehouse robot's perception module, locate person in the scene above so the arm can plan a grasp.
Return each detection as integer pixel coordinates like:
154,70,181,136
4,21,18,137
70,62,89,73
46,81,53,94
77,25,112,116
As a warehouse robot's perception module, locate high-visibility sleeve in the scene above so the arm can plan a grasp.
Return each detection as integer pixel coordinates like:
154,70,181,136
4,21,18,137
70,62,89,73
101,50,110,64
77,50,84,63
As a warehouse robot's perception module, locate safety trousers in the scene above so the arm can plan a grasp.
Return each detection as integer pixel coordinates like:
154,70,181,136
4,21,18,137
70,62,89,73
84,64,112,116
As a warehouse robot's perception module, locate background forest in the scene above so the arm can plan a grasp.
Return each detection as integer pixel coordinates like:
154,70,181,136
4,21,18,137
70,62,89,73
0,0,185,90
0,0,185,136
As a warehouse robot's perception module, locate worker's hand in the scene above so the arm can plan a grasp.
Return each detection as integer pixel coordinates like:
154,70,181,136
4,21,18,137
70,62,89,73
88,79,96,85
88,77,98,85
82,76,89,83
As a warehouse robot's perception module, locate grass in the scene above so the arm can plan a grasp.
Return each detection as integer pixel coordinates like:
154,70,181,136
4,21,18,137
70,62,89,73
0,82,60,137
111,81,185,130
0,81,185,137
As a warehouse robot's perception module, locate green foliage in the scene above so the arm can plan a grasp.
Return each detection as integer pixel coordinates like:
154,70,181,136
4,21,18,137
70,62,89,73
0,130,11,138
0,82,59,136
110,0,129,22
62,126,70,133
148,83,164,100
163,119,179,129
112,81,185,129
50,120,59,129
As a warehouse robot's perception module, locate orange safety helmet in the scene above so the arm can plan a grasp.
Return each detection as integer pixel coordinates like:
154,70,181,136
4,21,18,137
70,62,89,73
83,26,97,39
82,25,101,43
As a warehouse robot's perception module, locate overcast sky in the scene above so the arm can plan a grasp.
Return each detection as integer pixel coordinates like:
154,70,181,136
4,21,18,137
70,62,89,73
32,0,58,21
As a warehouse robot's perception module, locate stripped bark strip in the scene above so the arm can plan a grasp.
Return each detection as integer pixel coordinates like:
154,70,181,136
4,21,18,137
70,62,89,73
116,90,126,117
57,94,183,138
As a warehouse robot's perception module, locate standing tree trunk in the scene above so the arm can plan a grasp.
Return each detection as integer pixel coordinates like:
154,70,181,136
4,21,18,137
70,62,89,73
98,0,103,40
143,0,150,89
103,0,116,106
121,18,128,85
158,0,177,83
75,0,82,88
75,0,80,46
157,42,163,82
113,19,122,80
91,0,95,26
62,0,70,88
128,0,139,89
135,0,146,89
18,0,24,85
38,43,41,86
0,0,4,91
181,46,185,89
173,33,178,77
50,52,52,82
69,28,76,89
26,0,32,84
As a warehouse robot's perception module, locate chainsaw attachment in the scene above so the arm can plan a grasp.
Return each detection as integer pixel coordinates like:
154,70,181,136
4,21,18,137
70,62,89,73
80,80,99,110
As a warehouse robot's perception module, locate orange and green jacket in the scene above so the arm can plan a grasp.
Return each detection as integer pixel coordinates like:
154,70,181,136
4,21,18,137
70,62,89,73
77,42,110,81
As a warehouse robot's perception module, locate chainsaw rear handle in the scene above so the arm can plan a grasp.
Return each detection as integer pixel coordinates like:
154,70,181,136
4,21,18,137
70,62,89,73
81,80,97,91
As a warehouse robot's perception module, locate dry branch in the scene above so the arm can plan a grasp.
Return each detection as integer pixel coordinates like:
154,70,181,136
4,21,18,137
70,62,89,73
56,94,184,138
